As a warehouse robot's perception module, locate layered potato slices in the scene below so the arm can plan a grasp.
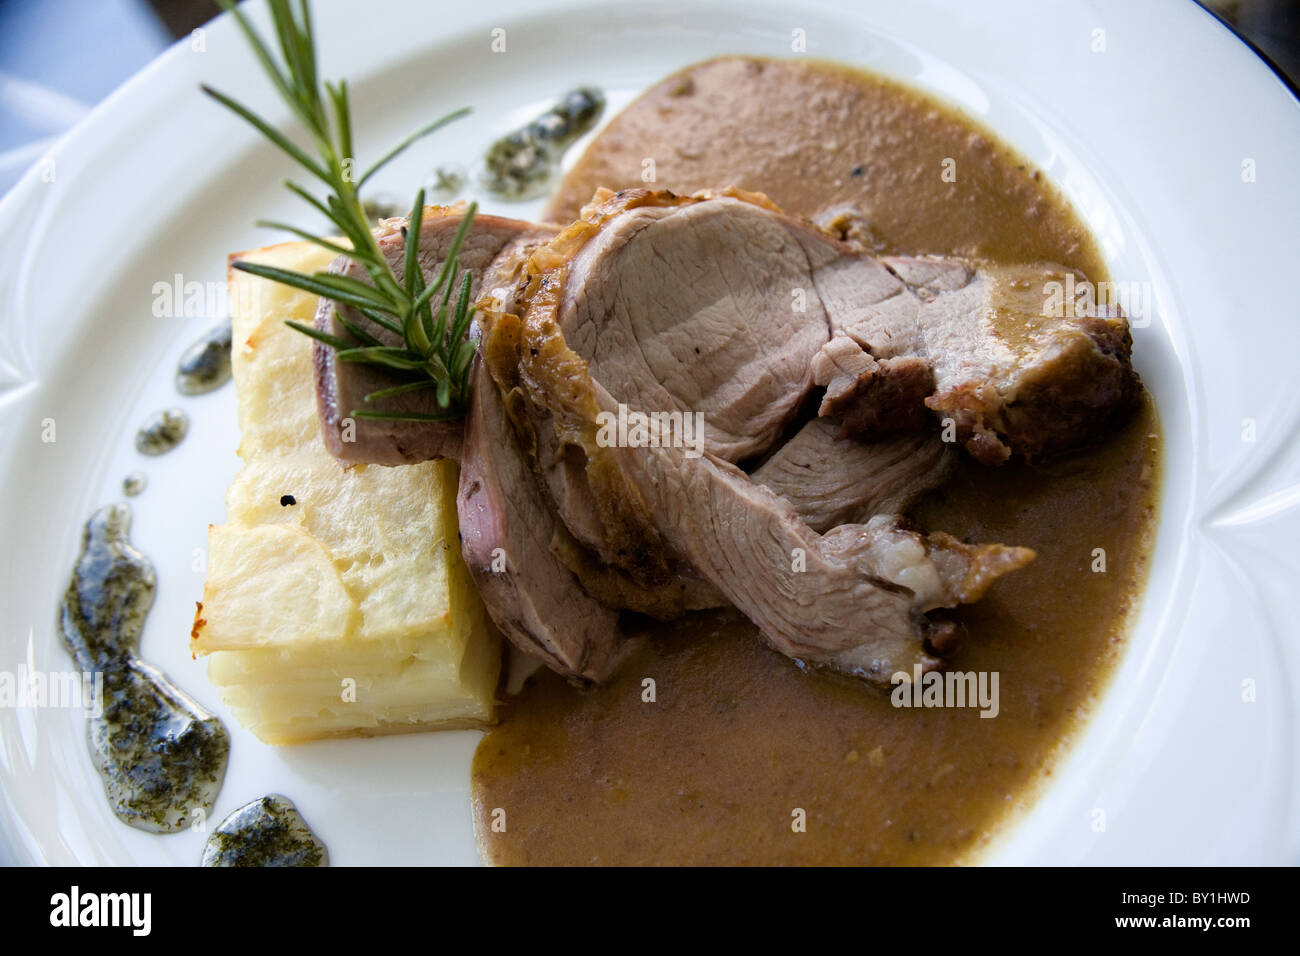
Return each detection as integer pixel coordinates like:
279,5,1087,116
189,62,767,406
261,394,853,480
190,240,500,744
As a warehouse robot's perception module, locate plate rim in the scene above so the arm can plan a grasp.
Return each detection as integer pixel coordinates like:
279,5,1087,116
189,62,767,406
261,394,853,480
2,0,1298,866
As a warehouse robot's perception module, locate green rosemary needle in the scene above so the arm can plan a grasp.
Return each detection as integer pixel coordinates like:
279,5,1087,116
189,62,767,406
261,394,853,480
204,0,478,420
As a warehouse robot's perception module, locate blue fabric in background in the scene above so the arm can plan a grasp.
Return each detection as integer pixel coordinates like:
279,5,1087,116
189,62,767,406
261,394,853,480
0,0,171,195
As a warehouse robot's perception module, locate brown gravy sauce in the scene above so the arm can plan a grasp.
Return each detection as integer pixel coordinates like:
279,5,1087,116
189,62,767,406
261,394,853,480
472,56,1161,865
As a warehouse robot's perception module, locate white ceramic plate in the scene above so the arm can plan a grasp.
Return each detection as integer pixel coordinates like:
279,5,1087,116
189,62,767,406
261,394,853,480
1,0,1296,866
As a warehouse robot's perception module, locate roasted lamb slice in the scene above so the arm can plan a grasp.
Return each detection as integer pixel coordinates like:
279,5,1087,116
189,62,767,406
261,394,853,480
751,418,952,533
457,353,621,682
834,256,1141,462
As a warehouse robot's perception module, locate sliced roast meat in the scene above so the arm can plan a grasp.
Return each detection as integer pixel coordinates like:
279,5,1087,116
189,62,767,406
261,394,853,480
752,418,952,533
811,332,877,416
500,189,1036,683
919,261,1139,464
522,188,900,575
835,256,1140,463
314,208,556,465
555,191,833,464
517,368,728,619
817,520,1036,669
832,355,935,441
546,527,728,619
539,189,1138,473
477,306,724,625
881,255,973,296
456,354,620,682
527,399,612,561
604,408,1031,682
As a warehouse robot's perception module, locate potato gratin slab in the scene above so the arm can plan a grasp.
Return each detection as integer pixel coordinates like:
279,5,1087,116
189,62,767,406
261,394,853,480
190,241,500,744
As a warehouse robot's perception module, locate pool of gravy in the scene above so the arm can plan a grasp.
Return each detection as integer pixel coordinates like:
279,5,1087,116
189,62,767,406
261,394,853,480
473,56,1161,866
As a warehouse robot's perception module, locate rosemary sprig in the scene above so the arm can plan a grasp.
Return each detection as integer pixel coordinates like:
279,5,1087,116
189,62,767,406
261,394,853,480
204,0,478,419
